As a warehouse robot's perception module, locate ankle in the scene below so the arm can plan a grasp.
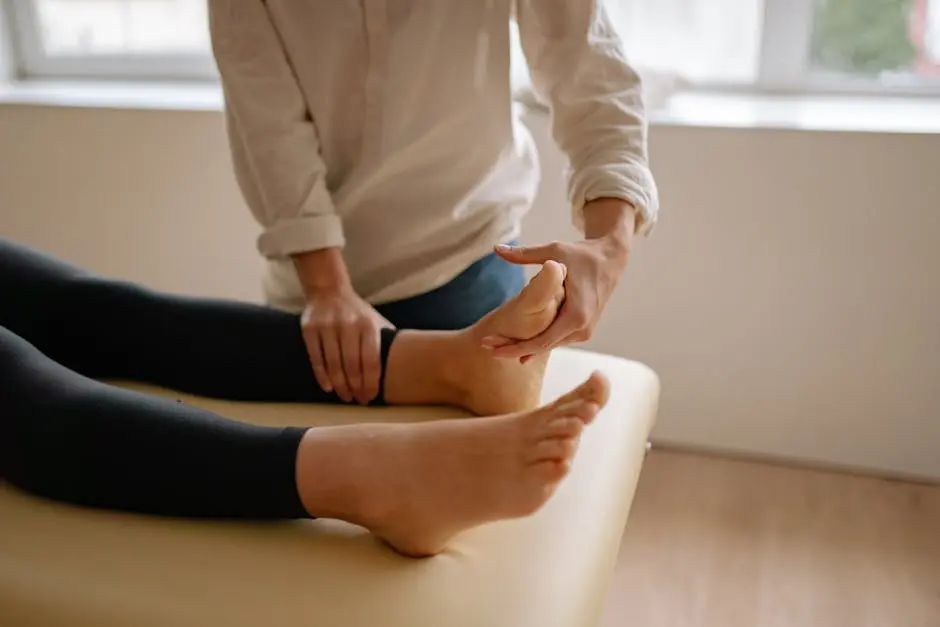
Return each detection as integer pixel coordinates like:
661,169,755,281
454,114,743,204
437,329,491,410
442,329,548,416
465,307,499,345
295,427,375,523
383,330,469,408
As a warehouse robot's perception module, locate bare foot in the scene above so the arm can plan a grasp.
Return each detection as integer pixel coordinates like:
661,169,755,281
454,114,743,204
452,261,566,415
474,260,567,343
296,372,611,557
382,261,566,415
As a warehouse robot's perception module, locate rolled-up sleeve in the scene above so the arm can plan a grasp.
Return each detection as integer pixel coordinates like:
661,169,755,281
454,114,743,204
517,0,659,236
209,0,344,258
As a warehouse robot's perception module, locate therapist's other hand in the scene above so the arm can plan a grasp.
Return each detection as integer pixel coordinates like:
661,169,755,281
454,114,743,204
484,197,636,360
300,288,394,405
485,237,628,360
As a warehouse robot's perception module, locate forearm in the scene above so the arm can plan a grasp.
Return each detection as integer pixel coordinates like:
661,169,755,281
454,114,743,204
210,0,344,259
583,197,636,239
517,0,659,237
558,80,656,240
292,248,352,298
582,198,636,268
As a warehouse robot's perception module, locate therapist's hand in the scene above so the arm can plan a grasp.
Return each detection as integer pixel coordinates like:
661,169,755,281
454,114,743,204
485,238,626,360
300,287,394,405
484,198,636,360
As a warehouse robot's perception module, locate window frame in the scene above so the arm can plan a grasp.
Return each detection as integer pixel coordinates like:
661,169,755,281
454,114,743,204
6,0,217,81
756,0,815,90
751,0,940,97
3,0,940,96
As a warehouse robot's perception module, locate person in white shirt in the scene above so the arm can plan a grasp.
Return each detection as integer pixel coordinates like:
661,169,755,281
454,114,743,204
208,0,659,406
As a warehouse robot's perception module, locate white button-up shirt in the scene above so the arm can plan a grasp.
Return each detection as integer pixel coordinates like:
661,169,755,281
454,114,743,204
209,0,658,308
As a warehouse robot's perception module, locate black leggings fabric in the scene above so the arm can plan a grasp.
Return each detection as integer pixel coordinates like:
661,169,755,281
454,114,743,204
0,238,398,519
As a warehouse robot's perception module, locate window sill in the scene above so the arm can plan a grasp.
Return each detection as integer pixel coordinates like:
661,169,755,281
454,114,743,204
2,80,940,136
651,90,940,135
0,79,223,111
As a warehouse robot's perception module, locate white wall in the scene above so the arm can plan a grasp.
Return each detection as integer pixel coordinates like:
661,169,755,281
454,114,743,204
1,104,263,301
2,102,938,481
521,111,940,482
0,3,14,80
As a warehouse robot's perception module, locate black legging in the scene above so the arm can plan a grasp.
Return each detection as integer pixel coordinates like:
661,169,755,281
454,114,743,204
0,238,397,519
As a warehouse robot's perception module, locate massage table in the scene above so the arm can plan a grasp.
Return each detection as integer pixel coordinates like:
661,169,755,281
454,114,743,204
0,347,659,627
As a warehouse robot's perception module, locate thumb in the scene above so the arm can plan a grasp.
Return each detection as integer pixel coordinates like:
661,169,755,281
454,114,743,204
365,302,396,330
376,312,396,330
494,242,561,264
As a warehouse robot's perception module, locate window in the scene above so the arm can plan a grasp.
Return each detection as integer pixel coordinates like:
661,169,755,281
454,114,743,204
601,0,766,85
598,0,940,93
4,0,939,95
8,0,215,79
807,0,940,86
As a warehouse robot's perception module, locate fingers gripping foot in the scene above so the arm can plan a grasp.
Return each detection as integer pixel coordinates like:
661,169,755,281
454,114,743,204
478,260,567,344
452,261,568,415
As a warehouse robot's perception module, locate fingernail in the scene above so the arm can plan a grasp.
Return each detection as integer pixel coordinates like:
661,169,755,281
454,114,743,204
481,335,501,347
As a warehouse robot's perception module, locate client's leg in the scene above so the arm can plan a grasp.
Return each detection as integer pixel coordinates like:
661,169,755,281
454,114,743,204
0,323,609,556
0,237,374,404
0,238,563,414
0,324,309,519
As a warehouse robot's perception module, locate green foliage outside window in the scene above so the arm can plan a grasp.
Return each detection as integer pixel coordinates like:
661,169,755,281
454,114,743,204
810,0,918,74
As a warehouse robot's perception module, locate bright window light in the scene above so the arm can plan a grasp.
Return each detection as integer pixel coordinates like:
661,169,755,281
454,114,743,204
34,0,208,56
5,0,940,94
604,0,765,84
807,0,940,84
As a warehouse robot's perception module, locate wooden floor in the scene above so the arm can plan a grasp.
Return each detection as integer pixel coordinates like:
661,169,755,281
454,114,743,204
600,450,940,627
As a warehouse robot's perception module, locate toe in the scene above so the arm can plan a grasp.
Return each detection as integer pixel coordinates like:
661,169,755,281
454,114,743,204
546,399,598,426
546,259,567,285
538,259,566,288
579,371,611,407
530,436,578,463
551,371,611,410
573,401,600,426
517,260,566,314
532,459,570,483
542,416,585,439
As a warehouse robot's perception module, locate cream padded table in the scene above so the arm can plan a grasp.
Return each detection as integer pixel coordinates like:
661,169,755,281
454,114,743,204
0,348,659,627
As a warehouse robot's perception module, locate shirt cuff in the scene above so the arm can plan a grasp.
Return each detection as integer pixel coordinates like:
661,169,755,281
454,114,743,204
257,213,346,259
255,178,346,259
570,163,660,237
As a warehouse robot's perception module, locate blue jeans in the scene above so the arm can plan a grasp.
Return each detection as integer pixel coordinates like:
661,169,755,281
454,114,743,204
374,245,525,331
